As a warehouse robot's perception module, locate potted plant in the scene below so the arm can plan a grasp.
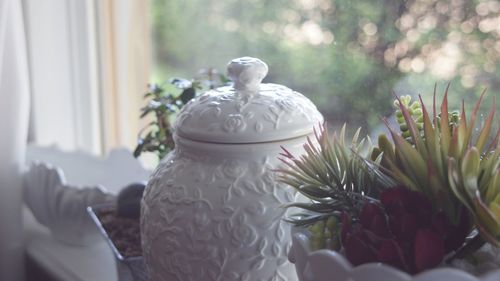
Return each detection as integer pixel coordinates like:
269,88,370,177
279,86,500,281
87,184,148,281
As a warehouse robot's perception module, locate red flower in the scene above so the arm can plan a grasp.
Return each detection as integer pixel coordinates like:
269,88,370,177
341,186,470,274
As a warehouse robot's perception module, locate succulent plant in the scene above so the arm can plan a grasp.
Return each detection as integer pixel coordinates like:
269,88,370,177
341,186,470,273
277,124,395,226
393,95,424,141
308,216,341,251
277,85,498,274
448,120,499,246
373,85,499,245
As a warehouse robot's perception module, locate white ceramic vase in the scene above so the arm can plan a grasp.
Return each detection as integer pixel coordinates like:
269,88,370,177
141,57,323,281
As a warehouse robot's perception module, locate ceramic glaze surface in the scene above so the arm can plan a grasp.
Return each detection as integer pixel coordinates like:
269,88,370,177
141,57,323,281
174,57,323,143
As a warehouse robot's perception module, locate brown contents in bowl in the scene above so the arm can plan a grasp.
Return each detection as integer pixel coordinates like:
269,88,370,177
97,206,142,258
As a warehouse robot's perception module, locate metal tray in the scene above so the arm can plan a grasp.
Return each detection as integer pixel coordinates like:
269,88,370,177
87,203,149,281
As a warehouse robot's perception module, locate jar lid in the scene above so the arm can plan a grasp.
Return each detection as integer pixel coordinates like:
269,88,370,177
173,57,323,144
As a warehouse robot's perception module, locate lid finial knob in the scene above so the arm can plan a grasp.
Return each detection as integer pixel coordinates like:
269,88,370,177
227,57,268,92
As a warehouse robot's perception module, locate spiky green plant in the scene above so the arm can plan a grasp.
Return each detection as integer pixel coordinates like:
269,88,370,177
373,86,499,246
448,114,500,246
277,124,395,226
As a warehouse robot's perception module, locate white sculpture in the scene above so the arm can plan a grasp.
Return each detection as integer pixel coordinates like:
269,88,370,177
23,162,115,246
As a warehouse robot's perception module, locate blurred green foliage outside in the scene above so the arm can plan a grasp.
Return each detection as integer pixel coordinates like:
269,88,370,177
151,0,499,134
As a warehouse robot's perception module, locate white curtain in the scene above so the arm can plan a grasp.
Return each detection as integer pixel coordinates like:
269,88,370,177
0,0,30,280
23,0,103,154
96,0,151,153
22,0,151,155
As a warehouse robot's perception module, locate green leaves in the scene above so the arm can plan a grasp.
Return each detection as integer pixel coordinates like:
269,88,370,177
134,72,228,160
446,93,500,246
179,88,195,104
461,148,480,197
135,83,179,160
449,145,500,246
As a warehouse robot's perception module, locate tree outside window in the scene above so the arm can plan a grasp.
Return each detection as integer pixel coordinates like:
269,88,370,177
151,0,499,134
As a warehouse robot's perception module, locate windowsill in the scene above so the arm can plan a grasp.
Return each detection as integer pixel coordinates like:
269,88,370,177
24,207,118,281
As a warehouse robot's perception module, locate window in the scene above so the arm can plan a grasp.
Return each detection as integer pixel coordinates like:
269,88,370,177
23,0,500,154
24,0,150,155
151,0,499,135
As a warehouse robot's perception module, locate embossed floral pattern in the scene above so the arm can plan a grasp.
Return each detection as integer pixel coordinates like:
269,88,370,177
262,168,276,185
176,112,192,127
171,253,192,274
163,237,181,253
172,83,323,143
247,201,266,216
141,143,303,281
161,185,187,204
221,160,244,179
222,114,247,133
232,223,258,247
194,212,211,228
276,98,296,113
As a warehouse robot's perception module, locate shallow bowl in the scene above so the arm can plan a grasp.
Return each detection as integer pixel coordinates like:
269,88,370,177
289,232,500,281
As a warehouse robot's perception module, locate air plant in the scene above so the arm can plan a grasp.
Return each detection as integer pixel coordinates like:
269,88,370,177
276,124,395,226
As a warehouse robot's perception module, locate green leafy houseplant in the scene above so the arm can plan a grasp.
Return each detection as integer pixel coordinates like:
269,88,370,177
133,69,228,160
278,85,499,274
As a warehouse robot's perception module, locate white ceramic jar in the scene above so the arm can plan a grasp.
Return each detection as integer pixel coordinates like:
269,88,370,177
141,57,323,281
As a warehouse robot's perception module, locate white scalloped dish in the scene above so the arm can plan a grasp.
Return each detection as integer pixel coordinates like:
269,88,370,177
289,232,500,281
